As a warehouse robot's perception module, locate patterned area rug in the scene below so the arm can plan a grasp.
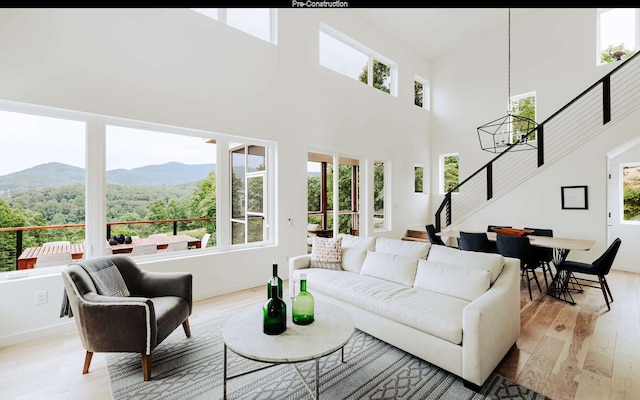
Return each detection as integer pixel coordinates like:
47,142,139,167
106,314,549,400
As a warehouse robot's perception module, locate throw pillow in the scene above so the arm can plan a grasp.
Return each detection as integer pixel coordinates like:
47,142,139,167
360,250,418,286
82,258,130,297
310,236,343,270
338,234,376,273
414,259,491,302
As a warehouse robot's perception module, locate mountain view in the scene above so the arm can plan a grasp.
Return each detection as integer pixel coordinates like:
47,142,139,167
0,162,217,195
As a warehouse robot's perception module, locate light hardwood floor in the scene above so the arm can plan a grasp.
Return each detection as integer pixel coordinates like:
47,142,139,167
1,270,638,400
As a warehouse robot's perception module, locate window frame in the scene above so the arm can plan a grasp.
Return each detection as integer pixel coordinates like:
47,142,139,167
439,152,459,195
319,22,398,96
620,162,640,225
596,8,639,65
373,159,390,232
191,8,278,45
414,75,430,110
414,165,426,194
230,144,271,247
0,99,277,279
509,91,537,142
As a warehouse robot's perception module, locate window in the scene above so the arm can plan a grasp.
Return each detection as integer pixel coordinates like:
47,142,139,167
622,163,640,222
192,8,278,44
510,91,537,142
597,8,639,65
231,145,268,245
307,153,361,235
0,100,276,276
106,126,217,251
440,153,459,194
414,166,424,193
0,110,85,273
319,23,397,96
373,160,388,230
414,75,430,109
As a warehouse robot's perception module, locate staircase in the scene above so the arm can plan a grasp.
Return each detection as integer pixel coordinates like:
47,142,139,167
434,51,640,231
402,228,430,243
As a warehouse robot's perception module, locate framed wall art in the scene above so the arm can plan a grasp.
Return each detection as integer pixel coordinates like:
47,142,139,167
561,185,588,210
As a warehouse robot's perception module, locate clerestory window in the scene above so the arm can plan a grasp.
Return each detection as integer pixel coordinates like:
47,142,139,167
319,23,397,96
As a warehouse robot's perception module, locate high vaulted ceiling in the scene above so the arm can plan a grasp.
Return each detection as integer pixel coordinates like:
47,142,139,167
353,8,539,61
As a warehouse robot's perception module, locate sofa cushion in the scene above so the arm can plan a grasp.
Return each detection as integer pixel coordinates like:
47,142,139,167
426,244,504,284
414,259,491,301
360,250,418,286
310,236,342,270
375,237,430,259
338,234,377,273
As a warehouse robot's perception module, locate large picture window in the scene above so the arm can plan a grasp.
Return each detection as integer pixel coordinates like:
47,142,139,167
0,110,86,272
0,101,276,276
106,126,217,254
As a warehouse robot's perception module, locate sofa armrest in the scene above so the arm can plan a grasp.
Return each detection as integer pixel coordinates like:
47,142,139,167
288,254,311,298
461,257,521,386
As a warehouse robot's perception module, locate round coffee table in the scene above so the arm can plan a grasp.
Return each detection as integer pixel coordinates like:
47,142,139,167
222,299,355,399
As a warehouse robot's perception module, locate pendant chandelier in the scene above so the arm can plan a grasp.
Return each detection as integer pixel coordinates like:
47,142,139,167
477,8,538,153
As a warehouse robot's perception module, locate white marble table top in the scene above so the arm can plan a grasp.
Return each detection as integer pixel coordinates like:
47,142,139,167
222,299,355,363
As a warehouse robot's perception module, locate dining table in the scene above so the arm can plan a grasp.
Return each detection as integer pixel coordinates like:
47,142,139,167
436,229,596,304
17,234,202,270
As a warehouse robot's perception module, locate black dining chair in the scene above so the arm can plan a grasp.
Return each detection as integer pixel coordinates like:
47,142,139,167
425,224,446,246
486,226,512,252
524,227,555,290
458,231,493,253
557,238,621,311
496,234,541,301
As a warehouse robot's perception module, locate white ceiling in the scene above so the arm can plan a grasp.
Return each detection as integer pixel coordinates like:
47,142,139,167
353,8,538,61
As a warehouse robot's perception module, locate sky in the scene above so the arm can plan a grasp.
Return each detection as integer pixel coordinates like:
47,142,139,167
0,110,217,176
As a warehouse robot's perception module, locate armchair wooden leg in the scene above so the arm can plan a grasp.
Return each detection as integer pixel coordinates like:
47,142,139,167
182,319,191,338
142,354,151,381
82,351,93,374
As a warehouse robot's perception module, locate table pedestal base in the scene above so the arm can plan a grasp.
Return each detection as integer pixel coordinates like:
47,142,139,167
223,344,346,400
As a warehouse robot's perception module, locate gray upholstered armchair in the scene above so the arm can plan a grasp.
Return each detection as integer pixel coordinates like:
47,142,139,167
61,254,192,381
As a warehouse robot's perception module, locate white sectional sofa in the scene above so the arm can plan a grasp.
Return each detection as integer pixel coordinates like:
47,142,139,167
288,234,521,387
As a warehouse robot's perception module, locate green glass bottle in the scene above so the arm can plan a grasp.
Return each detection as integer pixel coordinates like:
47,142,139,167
267,262,283,299
292,273,314,325
263,277,287,335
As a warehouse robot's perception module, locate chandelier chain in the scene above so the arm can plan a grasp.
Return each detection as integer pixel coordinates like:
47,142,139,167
507,8,511,107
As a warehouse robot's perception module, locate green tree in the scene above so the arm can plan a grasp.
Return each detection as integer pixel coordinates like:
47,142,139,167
415,166,424,193
444,155,459,193
601,43,635,64
511,96,537,142
415,81,424,107
374,162,384,212
358,60,391,93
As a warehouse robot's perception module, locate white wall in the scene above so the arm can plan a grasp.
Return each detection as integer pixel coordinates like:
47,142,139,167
429,8,639,268
0,8,431,345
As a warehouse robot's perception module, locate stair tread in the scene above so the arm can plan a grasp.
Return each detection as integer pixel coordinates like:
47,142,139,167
401,236,430,243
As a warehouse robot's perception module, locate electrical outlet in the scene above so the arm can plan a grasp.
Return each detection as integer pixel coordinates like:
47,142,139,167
35,290,48,305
